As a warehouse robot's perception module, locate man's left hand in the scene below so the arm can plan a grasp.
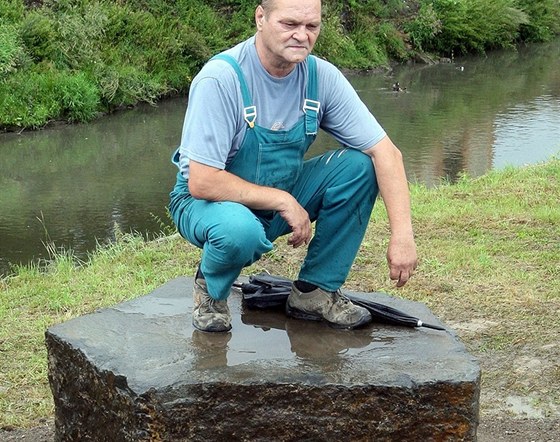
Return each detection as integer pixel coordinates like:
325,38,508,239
387,234,418,287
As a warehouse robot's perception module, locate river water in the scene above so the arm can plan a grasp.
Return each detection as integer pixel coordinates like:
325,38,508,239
1,40,559,275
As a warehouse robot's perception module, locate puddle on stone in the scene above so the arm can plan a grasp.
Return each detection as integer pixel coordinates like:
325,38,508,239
187,292,405,371
50,277,470,392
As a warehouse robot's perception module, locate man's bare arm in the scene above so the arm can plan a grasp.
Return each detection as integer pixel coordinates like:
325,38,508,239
364,136,418,286
188,160,311,247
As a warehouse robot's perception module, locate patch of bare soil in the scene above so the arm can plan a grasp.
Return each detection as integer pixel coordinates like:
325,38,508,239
478,417,560,441
0,423,53,442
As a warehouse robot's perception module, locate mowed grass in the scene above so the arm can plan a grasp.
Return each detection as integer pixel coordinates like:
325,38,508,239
1,158,559,428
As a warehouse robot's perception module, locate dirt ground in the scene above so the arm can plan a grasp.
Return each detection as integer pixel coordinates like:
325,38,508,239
1,416,559,441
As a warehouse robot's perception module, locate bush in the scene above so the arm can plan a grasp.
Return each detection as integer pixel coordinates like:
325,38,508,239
517,0,560,41
405,3,442,51
411,0,529,55
20,12,58,62
0,22,28,76
0,68,99,128
375,22,410,61
1,0,559,130
313,7,366,68
0,0,25,23
0,70,59,128
106,65,166,107
316,2,397,68
349,25,389,67
56,71,100,122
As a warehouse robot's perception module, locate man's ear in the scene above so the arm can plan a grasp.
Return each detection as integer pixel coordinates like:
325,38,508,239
255,5,265,29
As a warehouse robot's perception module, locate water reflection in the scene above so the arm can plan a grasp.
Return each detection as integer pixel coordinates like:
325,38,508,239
188,294,403,378
338,40,560,186
190,330,232,369
493,96,560,168
241,307,373,361
0,39,559,274
0,98,184,273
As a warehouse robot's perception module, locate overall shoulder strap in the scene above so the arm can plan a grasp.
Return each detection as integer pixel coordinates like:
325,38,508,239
211,53,257,128
303,55,320,135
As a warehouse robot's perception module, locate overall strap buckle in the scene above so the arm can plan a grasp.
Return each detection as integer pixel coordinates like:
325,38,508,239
303,99,320,114
244,106,257,128
303,99,320,135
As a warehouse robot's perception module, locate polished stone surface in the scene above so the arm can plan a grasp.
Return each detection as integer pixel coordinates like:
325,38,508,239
46,276,480,441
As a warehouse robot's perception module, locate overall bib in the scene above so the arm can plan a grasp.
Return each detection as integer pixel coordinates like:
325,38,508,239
169,55,379,300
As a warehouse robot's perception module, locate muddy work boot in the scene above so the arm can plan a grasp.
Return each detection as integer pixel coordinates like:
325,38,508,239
286,284,371,329
192,276,232,333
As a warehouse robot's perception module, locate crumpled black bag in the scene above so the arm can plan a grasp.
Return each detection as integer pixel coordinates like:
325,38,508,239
234,273,293,310
234,272,445,330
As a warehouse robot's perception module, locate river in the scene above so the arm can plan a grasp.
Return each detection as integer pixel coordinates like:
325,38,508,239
1,39,559,275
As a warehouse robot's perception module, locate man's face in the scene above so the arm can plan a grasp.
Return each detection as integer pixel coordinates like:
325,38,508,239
255,0,321,76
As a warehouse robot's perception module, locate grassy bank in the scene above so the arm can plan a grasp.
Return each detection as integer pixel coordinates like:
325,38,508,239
1,0,560,130
1,158,559,428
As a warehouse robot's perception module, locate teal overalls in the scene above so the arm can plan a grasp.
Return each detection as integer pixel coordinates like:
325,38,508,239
169,54,378,300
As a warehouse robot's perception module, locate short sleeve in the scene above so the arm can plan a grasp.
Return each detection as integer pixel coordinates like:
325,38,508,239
317,59,386,150
178,61,245,174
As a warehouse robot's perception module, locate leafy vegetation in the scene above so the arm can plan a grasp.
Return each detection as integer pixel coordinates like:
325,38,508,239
0,0,559,130
406,0,530,55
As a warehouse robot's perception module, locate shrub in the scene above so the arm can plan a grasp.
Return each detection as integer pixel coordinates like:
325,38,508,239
0,68,99,128
0,69,60,128
375,22,410,61
517,0,560,41
55,71,100,122
415,0,529,55
0,0,25,23
20,12,58,62
313,8,365,68
0,22,28,76
1,0,559,131
105,65,166,107
350,25,389,67
405,3,442,51
53,2,108,69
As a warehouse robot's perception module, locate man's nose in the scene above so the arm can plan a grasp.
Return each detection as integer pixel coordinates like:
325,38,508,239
292,25,308,41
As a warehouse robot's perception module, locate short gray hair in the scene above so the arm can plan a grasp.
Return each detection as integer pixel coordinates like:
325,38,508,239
260,0,275,14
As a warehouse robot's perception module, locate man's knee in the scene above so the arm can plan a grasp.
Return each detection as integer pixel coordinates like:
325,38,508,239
320,149,376,189
341,149,375,181
207,209,269,263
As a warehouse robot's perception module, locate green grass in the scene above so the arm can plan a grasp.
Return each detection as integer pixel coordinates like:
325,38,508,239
1,159,559,428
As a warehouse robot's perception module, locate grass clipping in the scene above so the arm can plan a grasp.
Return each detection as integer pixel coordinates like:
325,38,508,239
1,159,559,428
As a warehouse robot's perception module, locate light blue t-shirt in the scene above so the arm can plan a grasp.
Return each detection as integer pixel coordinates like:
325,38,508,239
177,35,386,177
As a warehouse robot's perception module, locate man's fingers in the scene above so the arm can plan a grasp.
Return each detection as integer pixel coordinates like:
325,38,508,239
391,267,415,287
288,223,312,248
389,267,401,281
396,271,407,287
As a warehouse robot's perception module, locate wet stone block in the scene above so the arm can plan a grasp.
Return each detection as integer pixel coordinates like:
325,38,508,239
46,277,480,441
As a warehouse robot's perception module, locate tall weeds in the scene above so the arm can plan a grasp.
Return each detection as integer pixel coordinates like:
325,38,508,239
406,0,530,55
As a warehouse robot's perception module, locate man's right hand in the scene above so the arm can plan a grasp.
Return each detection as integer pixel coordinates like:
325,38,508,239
278,195,312,248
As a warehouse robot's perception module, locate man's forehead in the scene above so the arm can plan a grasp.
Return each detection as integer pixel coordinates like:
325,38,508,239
268,0,321,15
